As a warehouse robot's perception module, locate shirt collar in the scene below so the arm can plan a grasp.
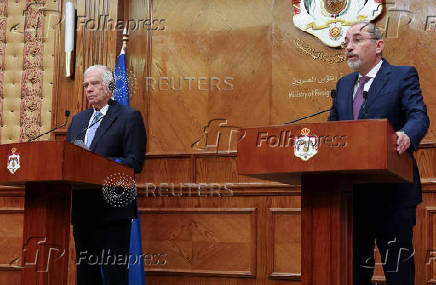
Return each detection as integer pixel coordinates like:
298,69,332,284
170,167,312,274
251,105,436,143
359,59,383,79
93,104,109,116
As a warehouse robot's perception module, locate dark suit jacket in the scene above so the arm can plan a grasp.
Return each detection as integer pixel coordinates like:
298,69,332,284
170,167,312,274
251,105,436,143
328,60,429,207
66,100,147,225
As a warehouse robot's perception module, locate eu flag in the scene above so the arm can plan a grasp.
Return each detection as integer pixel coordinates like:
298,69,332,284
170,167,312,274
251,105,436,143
114,51,130,106
114,49,146,285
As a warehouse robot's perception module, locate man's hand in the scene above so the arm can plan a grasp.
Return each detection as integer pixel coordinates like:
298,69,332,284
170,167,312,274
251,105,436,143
396,131,410,155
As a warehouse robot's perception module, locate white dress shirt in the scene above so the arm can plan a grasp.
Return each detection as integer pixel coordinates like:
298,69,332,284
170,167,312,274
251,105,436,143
352,59,384,99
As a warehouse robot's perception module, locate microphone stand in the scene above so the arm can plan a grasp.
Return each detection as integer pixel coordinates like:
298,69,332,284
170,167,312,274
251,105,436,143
283,89,336,125
283,108,332,125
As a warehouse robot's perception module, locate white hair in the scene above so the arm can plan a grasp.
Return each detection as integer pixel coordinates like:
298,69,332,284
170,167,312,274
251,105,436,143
84,65,116,92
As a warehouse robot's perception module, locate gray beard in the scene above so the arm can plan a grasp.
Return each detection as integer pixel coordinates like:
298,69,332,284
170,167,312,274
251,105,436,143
347,59,361,70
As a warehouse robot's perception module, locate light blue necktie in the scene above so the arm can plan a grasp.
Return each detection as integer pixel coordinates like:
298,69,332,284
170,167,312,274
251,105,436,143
86,111,102,148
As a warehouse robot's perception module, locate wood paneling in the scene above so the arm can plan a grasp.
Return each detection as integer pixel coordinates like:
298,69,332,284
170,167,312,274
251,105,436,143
269,208,301,280
141,208,256,277
0,210,23,265
145,0,272,154
0,187,23,285
424,208,436,284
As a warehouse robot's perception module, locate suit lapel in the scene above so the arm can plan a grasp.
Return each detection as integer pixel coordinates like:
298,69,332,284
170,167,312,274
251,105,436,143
90,101,120,151
361,60,391,117
343,72,358,120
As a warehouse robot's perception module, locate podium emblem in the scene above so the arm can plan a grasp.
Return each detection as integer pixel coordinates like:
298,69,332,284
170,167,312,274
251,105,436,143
294,128,319,161
7,148,21,174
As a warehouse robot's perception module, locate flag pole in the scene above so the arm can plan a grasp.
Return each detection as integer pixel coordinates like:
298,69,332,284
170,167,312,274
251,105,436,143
121,25,129,54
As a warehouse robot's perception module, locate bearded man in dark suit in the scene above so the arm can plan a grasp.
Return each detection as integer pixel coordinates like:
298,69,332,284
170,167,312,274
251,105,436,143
328,22,429,284
66,65,146,285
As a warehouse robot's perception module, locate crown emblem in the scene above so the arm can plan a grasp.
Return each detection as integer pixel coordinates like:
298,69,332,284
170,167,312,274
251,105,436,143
294,127,318,161
7,148,21,174
300,128,311,136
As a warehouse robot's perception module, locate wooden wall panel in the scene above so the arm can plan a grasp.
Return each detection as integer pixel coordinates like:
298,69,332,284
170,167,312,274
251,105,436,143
416,147,436,180
0,188,23,285
138,187,302,285
0,211,23,265
141,208,256,277
139,156,193,184
0,269,20,285
424,207,436,284
147,0,272,154
269,208,301,280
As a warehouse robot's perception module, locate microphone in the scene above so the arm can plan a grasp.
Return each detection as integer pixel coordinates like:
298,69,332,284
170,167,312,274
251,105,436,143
360,91,369,118
28,110,70,142
284,90,336,125
70,114,106,148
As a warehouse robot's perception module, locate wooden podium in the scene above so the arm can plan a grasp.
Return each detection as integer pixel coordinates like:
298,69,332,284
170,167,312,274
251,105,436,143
0,141,133,285
237,119,413,285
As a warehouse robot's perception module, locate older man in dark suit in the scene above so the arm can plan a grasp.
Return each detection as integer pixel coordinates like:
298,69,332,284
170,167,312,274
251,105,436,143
66,65,146,285
328,22,429,284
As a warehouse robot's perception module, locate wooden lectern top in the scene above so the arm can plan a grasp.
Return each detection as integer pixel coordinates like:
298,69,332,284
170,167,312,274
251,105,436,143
237,119,412,184
0,140,133,187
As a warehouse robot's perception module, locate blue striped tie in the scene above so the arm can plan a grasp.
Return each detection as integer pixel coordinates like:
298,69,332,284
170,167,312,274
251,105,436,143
86,111,102,148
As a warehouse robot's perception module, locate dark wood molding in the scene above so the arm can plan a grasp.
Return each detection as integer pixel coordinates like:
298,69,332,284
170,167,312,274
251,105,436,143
145,269,255,278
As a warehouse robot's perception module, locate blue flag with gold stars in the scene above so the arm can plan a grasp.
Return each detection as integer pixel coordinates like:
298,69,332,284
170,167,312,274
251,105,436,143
114,51,130,106
114,50,146,285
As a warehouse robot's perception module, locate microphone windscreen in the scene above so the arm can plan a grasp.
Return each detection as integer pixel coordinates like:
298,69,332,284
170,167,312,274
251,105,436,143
330,89,336,98
65,110,71,117
363,91,368,99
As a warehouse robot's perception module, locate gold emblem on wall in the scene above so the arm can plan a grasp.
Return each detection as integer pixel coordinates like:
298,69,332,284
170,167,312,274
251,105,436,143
325,0,347,15
292,0,383,47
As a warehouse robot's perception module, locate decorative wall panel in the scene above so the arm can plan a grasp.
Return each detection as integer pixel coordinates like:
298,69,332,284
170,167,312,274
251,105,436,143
141,208,257,277
269,208,301,279
0,0,56,143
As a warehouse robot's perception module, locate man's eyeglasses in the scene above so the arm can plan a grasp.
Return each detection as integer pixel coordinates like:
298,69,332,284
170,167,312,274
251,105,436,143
340,36,377,49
